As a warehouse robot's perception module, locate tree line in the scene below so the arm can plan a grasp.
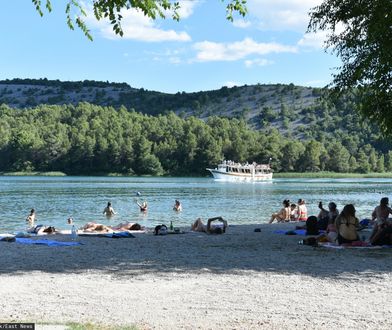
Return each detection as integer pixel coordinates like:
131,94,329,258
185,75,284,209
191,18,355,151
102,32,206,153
0,102,390,175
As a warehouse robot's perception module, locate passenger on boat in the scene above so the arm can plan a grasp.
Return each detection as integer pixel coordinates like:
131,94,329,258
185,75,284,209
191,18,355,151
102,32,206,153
26,208,36,227
317,201,339,230
191,216,228,234
103,202,116,217
173,199,182,212
296,199,308,221
335,204,360,245
269,199,291,224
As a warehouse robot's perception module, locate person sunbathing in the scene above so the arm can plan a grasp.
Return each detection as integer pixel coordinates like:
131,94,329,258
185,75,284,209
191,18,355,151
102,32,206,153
28,224,57,235
111,222,143,231
191,216,228,234
82,222,113,233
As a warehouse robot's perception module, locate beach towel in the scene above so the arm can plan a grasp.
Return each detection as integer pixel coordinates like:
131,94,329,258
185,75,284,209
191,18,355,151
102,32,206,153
15,238,82,246
167,230,186,234
319,242,392,249
273,229,325,236
78,231,135,238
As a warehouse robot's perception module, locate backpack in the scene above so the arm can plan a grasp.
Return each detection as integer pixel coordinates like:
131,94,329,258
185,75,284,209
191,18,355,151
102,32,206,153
306,216,319,235
154,224,168,235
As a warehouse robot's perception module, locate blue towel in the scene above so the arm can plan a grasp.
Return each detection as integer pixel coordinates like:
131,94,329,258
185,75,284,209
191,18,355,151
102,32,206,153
15,238,82,246
359,219,371,227
273,229,325,236
105,231,135,238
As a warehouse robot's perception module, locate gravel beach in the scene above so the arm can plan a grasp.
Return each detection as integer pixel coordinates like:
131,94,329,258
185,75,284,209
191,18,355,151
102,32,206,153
0,223,391,329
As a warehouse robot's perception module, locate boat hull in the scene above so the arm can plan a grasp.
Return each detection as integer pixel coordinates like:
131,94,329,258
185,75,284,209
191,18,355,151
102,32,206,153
207,169,273,182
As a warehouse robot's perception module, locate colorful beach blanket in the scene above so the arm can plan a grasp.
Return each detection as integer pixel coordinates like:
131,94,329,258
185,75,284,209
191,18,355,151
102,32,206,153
15,238,82,246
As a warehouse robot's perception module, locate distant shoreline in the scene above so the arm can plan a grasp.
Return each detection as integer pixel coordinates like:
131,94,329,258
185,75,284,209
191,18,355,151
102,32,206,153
274,172,392,178
2,171,392,178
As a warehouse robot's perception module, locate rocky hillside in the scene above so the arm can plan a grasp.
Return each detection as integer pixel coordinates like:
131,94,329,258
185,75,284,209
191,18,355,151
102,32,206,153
0,79,321,132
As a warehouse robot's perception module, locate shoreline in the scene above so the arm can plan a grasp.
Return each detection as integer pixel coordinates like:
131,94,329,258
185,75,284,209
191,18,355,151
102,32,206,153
2,171,392,178
1,223,391,329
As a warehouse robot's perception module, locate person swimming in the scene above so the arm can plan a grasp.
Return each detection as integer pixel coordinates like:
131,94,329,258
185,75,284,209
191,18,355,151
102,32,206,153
173,199,182,212
136,200,148,212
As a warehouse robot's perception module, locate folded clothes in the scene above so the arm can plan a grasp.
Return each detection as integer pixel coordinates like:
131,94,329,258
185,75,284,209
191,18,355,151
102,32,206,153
15,238,82,246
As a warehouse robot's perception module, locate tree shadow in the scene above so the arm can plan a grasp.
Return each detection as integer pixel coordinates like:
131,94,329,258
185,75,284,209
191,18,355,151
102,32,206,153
0,224,391,279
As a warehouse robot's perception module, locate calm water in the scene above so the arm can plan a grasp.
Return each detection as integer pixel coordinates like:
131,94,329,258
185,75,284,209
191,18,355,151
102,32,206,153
0,176,391,232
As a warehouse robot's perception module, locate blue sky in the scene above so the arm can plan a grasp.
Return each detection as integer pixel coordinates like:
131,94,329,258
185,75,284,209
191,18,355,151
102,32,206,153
0,0,339,93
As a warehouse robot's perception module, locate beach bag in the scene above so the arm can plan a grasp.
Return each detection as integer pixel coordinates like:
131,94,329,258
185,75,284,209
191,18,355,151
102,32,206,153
306,216,319,235
154,224,168,235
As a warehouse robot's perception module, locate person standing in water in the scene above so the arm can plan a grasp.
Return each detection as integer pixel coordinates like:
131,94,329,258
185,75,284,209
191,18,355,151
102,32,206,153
26,208,36,227
103,202,116,217
173,199,182,212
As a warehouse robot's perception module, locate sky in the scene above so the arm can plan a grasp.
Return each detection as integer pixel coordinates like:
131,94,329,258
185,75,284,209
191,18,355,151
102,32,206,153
0,0,340,94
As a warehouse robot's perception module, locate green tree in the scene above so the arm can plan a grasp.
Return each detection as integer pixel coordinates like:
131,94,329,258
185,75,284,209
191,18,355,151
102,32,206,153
356,151,370,173
32,0,247,40
299,140,323,172
386,151,392,172
280,141,305,172
326,142,350,172
308,0,392,132
376,155,385,173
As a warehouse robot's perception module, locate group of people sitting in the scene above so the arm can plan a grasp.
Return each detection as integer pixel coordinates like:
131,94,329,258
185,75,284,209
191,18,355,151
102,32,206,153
269,198,308,224
289,197,392,246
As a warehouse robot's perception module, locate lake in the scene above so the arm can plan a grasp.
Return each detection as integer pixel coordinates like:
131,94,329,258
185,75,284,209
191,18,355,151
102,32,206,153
0,176,391,232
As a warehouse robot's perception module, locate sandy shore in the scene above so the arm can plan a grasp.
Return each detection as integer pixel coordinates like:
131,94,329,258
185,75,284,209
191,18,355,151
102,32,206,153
0,223,391,329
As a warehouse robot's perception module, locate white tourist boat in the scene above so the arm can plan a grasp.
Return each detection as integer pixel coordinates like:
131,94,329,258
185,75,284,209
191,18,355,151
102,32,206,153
206,160,273,182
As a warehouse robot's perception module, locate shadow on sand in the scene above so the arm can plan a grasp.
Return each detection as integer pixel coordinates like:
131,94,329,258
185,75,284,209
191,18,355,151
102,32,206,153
0,223,391,279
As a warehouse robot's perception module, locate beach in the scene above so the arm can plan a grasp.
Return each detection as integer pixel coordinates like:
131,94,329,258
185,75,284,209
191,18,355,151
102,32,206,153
0,223,391,329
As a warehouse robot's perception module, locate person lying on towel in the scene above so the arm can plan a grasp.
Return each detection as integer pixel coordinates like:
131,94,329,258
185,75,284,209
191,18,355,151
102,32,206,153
191,216,228,234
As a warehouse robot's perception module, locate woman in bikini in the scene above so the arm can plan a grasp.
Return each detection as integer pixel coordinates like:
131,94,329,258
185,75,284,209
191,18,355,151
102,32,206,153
335,204,360,245
269,199,291,224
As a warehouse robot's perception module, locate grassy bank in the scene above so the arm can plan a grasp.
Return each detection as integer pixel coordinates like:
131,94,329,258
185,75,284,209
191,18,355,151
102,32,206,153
274,171,392,178
0,171,66,176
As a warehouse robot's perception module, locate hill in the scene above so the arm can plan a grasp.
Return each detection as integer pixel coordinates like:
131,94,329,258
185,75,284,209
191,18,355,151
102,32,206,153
0,78,319,132
0,78,391,176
